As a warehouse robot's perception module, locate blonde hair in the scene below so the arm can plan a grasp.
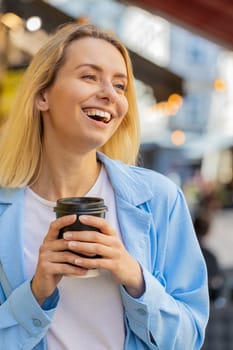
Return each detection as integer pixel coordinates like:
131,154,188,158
0,23,140,188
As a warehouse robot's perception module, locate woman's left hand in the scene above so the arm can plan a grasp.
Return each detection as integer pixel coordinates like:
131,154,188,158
63,215,145,298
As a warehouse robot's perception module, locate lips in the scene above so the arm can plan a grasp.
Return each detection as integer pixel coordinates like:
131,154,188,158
83,108,112,124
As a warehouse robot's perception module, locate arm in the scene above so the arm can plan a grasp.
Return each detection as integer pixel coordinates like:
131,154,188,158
121,189,209,349
0,214,82,349
0,279,59,350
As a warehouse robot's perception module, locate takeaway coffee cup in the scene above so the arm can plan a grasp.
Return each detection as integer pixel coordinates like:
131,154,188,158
54,197,108,278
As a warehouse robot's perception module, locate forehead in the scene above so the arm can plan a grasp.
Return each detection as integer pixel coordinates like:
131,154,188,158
64,37,127,74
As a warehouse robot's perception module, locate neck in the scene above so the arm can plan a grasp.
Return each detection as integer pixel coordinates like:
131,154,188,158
30,149,101,201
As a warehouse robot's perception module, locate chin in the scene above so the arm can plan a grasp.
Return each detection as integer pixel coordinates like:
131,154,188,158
84,138,109,152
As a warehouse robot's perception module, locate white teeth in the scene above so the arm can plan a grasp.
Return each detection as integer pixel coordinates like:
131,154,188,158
85,109,111,122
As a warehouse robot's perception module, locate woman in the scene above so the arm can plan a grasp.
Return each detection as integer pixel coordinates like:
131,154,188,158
0,23,208,349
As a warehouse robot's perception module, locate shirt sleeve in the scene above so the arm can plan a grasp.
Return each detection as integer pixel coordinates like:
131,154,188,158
0,279,59,349
121,188,209,349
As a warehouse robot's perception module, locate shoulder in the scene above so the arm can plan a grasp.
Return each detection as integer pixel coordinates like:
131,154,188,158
127,163,175,187
123,162,179,201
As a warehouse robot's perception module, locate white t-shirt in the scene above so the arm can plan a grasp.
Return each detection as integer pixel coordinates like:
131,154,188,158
23,165,125,350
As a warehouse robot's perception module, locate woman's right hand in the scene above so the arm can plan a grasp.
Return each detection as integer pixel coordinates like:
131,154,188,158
31,214,87,305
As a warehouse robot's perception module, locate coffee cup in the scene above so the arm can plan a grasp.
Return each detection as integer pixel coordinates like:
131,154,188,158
54,196,108,278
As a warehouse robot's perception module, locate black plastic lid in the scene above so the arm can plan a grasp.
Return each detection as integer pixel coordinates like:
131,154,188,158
54,196,107,213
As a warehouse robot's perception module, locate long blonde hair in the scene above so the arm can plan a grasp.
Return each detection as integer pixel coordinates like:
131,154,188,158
0,23,140,188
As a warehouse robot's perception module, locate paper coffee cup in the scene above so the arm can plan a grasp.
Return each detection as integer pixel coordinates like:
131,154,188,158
54,197,108,278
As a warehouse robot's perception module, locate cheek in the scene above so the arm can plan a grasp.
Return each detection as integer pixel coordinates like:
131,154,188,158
119,97,129,118
47,80,83,107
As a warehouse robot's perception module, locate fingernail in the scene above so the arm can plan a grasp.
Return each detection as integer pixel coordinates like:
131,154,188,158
79,215,88,221
63,232,73,239
75,258,83,265
68,241,77,248
69,214,76,220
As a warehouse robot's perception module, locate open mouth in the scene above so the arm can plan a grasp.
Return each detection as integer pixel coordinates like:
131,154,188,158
83,108,112,124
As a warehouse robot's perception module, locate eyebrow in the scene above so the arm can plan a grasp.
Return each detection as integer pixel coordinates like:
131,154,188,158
75,63,128,79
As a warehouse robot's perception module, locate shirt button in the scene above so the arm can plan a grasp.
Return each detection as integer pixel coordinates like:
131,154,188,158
32,318,42,327
137,308,147,316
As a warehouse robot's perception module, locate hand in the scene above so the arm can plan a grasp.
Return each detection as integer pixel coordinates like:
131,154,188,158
31,214,89,305
63,215,145,298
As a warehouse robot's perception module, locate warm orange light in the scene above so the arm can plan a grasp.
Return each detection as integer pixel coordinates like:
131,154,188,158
214,79,226,92
152,94,183,117
161,94,183,116
168,93,183,108
151,94,183,117
171,130,186,146
76,16,90,25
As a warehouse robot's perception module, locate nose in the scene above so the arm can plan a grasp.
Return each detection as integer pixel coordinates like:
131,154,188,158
97,81,117,103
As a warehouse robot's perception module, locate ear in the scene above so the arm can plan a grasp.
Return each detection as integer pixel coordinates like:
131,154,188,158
36,90,49,111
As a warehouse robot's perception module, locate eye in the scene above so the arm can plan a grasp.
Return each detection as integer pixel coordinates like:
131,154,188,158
114,83,127,92
82,74,97,81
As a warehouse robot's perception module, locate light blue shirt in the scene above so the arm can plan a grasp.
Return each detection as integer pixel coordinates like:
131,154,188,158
0,152,209,349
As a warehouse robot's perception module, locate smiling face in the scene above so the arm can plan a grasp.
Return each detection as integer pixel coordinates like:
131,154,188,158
37,37,129,155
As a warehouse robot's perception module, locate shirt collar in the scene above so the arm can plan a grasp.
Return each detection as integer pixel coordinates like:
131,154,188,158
97,152,153,206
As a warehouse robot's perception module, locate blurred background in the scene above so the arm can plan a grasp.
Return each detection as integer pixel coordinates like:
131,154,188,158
0,1,233,348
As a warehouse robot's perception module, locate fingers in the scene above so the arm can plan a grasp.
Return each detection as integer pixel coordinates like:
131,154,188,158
42,248,86,267
36,245,89,277
66,239,116,259
61,216,120,258
49,253,90,276
39,214,121,276
45,214,77,241
73,255,110,271
78,215,115,236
